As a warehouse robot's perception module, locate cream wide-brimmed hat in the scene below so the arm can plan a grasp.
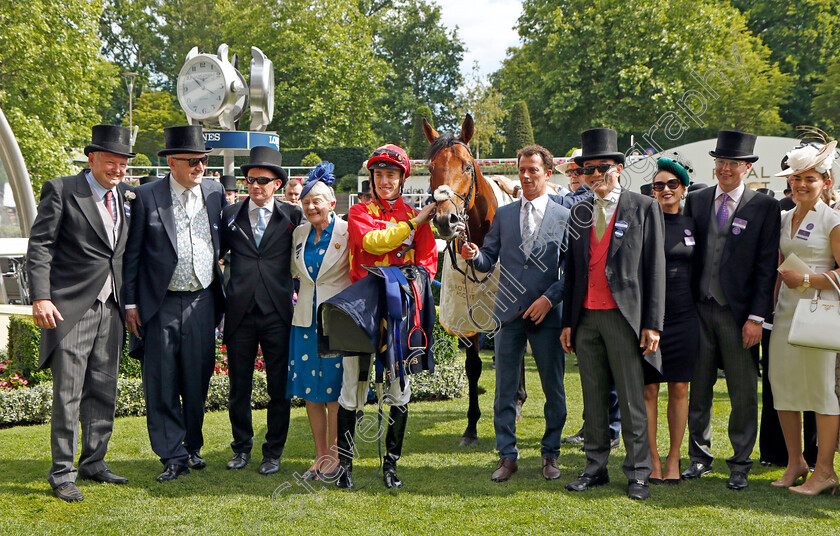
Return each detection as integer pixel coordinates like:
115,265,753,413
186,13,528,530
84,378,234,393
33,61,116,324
556,149,582,173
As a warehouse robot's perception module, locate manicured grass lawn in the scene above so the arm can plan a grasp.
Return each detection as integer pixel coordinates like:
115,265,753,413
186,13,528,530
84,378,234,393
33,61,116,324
2,352,839,535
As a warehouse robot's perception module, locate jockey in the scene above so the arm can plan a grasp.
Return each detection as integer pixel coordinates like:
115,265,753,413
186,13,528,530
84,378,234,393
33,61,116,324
335,144,438,490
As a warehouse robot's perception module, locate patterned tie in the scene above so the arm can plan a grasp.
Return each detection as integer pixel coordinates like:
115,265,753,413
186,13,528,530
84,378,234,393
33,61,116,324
104,190,116,223
254,207,268,247
595,199,608,240
181,190,192,218
523,201,536,255
716,192,730,229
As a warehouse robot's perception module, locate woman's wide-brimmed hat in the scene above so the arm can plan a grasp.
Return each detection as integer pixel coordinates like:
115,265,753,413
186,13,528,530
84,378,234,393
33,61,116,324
240,146,289,187
708,130,759,162
157,125,212,157
556,149,582,172
84,124,136,158
574,128,625,166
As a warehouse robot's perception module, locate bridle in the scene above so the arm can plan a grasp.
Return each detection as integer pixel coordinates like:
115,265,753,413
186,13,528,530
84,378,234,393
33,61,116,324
431,140,495,289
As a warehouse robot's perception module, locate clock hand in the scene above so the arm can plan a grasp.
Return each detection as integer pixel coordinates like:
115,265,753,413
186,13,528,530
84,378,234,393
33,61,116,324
194,77,207,90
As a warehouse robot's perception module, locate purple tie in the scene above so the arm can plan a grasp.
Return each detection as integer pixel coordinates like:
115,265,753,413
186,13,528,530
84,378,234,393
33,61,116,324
104,190,116,223
716,192,729,229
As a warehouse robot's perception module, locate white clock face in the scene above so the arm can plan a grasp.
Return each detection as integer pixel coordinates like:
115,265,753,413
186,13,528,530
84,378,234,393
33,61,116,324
178,59,226,120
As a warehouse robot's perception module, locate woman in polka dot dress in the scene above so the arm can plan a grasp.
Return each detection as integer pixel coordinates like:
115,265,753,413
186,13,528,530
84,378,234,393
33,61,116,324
287,163,352,479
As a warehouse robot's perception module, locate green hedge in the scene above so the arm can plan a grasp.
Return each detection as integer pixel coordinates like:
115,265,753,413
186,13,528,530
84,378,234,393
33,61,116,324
6,315,140,384
280,146,369,178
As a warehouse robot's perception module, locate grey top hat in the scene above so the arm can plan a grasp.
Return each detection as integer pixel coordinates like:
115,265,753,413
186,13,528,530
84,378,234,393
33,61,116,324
574,128,626,166
708,130,759,162
84,124,136,158
241,146,289,188
158,125,212,157
220,174,238,191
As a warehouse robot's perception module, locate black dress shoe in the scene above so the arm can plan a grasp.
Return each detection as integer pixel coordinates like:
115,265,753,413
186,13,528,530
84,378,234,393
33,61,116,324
227,452,250,470
157,464,189,482
383,466,403,489
628,479,651,500
53,482,84,502
187,452,206,470
565,470,609,491
727,471,748,490
81,469,128,485
681,461,712,480
259,457,280,475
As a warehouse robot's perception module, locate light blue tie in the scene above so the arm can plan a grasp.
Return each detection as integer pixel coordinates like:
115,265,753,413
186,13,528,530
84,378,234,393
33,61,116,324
254,207,268,247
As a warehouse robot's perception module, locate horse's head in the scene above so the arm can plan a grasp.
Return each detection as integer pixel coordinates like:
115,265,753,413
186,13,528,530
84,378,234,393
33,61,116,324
425,114,477,240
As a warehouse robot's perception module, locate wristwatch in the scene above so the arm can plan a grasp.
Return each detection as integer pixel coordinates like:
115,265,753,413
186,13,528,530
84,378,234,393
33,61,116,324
512,185,521,197
803,274,811,288
750,318,763,326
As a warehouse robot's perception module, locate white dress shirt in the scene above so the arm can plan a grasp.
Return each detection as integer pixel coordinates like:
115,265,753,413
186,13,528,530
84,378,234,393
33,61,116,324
169,176,202,217
520,192,549,241
248,199,274,234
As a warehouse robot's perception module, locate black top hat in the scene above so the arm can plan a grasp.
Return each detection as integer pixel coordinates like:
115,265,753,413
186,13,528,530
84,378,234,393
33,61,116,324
157,125,212,157
708,130,758,162
688,182,708,193
574,128,626,166
359,180,371,195
639,183,653,197
139,173,159,185
84,124,136,158
220,174,238,191
241,146,289,187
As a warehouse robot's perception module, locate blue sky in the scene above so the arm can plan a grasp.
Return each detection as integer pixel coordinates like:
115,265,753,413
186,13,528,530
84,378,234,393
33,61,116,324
435,0,523,78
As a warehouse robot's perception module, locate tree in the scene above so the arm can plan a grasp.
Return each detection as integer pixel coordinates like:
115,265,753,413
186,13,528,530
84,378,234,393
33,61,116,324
124,90,185,164
0,0,117,193
812,58,840,132
504,102,535,157
493,0,791,155
301,152,322,167
409,106,434,159
370,0,465,145
457,64,507,159
732,0,840,129
99,0,386,148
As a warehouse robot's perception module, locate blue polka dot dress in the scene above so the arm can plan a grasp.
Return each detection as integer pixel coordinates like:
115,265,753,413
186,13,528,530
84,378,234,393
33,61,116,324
287,217,343,402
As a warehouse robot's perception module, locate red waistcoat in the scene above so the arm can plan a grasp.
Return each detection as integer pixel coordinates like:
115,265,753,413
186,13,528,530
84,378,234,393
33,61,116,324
584,210,619,310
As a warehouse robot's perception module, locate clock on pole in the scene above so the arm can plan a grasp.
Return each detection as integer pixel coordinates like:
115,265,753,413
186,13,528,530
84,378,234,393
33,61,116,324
175,44,278,177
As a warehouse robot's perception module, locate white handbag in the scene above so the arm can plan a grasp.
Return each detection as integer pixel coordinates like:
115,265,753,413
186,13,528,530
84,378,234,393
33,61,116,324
788,270,840,351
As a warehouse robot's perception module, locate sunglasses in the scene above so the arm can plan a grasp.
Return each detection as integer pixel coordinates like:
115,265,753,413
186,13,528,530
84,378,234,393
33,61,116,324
372,148,407,164
170,155,209,167
245,176,277,185
580,163,615,175
565,168,583,177
652,179,683,191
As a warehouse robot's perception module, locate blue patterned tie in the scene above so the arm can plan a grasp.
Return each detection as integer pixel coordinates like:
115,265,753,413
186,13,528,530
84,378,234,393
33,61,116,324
254,207,268,246
716,192,730,229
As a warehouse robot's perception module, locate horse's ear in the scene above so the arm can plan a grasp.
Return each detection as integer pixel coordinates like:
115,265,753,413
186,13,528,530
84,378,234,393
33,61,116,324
460,114,474,145
423,118,439,143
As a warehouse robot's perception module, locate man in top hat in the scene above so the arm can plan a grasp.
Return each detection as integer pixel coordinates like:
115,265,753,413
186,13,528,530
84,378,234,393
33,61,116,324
358,179,372,204
123,125,227,482
560,127,666,501
140,173,159,185
680,130,780,490
27,124,135,501
221,174,238,205
220,146,302,474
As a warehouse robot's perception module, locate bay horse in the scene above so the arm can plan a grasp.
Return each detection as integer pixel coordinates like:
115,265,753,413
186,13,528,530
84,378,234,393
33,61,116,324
424,114,526,446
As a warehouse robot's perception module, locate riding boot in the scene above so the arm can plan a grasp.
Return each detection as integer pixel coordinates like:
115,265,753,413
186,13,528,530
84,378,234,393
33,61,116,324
335,406,358,489
383,404,408,489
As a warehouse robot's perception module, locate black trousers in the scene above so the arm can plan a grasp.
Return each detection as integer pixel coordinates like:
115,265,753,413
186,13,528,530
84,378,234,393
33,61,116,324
227,307,291,459
142,288,215,466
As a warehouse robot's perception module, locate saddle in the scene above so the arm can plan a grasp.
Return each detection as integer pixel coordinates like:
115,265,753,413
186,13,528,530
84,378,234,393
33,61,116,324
318,264,435,388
